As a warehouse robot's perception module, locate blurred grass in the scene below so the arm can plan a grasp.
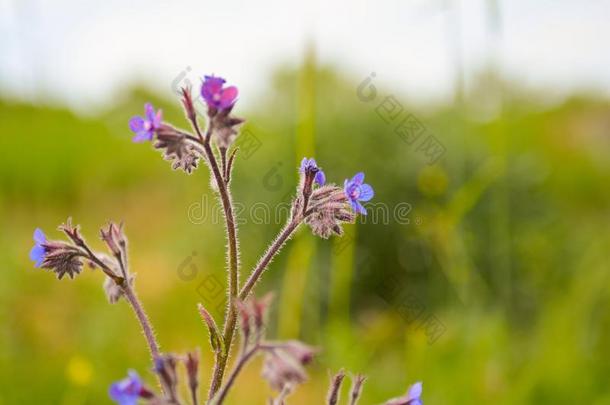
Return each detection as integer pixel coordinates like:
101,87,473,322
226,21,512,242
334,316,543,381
0,64,610,404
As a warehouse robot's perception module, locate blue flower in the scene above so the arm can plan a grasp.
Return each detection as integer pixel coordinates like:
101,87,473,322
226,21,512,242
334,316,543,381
129,103,162,143
29,228,47,267
385,381,423,405
406,381,423,405
299,157,325,186
109,371,143,405
344,172,374,215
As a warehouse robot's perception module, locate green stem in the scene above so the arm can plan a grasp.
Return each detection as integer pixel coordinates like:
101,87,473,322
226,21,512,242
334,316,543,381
192,122,240,400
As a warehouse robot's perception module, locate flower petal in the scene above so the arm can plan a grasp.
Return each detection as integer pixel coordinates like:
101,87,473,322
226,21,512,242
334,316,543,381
407,382,423,400
153,109,163,128
351,172,365,185
204,75,225,88
358,184,374,202
132,130,152,143
350,199,367,215
314,170,326,186
202,76,225,100
128,116,145,133
219,86,238,109
299,157,308,173
109,371,142,405
30,245,45,267
33,228,46,244
144,103,155,122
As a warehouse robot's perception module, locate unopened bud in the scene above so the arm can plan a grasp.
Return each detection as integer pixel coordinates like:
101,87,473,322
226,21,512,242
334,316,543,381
100,222,124,257
281,340,317,365
103,276,124,304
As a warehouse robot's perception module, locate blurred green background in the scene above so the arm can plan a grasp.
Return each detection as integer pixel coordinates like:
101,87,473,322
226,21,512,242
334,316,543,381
1,51,610,404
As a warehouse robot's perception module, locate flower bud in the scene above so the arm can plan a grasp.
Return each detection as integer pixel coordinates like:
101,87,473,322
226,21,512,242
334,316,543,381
304,185,356,239
350,374,367,405
281,340,317,365
180,86,197,123
252,293,273,334
184,350,200,395
298,158,326,211
327,369,346,405
154,354,179,402
261,352,307,392
211,108,245,149
59,218,85,246
103,276,124,304
154,124,201,174
38,240,84,280
100,222,125,257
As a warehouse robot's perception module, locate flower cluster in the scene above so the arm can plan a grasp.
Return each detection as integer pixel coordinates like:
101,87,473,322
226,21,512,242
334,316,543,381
154,124,202,174
129,76,243,174
293,157,374,238
29,219,134,302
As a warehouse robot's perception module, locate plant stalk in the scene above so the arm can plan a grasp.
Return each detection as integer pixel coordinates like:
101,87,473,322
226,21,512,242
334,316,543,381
213,345,259,405
239,220,300,300
190,121,240,400
123,286,161,361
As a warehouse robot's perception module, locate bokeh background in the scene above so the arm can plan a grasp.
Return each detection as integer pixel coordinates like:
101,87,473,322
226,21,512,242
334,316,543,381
1,0,610,404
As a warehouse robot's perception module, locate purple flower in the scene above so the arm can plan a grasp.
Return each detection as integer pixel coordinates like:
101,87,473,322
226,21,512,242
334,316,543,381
201,75,238,110
299,157,325,186
344,172,374,215
129,103,162,142
109,371,143,405
406,382,423,405
385,381,423,405
29,228,47,267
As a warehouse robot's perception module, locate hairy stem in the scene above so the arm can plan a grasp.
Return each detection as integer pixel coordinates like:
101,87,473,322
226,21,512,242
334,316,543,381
191,121,240,400
213,345,259,405
123,286,161,361
78,245,123,285
239,220,300,300
189,388,198,405
271,385,293,405
203,143,239,398
79,239,163,388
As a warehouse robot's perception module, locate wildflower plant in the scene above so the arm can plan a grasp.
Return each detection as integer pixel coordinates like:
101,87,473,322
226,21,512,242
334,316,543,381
29,73,422,404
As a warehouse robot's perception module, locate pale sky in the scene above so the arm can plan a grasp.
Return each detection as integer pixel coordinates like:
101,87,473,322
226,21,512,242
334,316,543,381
1,0,609,113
